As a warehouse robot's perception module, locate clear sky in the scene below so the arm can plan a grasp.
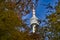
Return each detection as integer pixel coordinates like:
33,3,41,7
36,0,58,19
22,0,58,25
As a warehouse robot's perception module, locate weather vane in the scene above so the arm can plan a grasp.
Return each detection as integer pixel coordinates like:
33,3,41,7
30,0,40,33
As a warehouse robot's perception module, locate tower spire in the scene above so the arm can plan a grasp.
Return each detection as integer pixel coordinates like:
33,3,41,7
32,4,36,17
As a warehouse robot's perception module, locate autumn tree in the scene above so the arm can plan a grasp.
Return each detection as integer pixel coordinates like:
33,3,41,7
0,0,37,40
45,1,60,40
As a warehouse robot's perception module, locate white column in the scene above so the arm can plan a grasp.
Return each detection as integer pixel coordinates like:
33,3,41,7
33,25,36,33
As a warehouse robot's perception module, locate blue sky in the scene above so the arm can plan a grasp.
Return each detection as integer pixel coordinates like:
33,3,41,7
22,0,58,25
36,0,58,19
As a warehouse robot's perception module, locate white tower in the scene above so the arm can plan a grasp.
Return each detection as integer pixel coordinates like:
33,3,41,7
30,4,39,33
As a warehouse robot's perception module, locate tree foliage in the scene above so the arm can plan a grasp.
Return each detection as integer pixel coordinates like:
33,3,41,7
46,1,60,40
0,0,25,40
0,0,40,40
